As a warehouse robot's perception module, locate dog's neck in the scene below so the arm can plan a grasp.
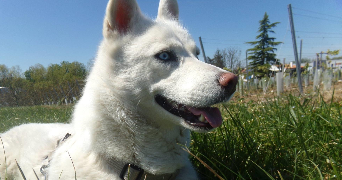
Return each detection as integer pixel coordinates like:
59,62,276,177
72,88,191,174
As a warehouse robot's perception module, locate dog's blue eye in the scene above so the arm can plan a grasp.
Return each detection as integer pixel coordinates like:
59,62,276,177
159,52,170,60
155,51,177,61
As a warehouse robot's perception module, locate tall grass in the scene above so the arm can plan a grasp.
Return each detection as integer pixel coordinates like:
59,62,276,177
0,105,72,132
0,93,341,179
191,94,342,179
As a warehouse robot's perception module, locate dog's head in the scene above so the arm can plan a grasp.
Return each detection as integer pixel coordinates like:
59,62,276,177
92,0,238,133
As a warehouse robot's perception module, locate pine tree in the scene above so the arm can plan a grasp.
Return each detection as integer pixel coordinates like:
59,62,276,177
208,49,225,69
246,12,282,77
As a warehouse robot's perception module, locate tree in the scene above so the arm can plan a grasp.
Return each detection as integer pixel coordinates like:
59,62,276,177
0,64,9,81
325,49,340,60
9,66,22,78
46,64,63,84
0,64,27,106
207,48,242,72
301,58,312,64
208,49,225,69
246,12,282,77
1,62,88,106
64,61,87,81
45,61,87,84
24,64,47,83
331,56,342,60
222,47,241,72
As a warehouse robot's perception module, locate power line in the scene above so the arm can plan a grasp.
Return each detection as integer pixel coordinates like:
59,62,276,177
296,31,342,35
303,45,342,47
297,37,342,39
293,6,342,20
275,17,290,59
280,53,317,56
201,38,247,43
202,42,243,46
293,13,342,23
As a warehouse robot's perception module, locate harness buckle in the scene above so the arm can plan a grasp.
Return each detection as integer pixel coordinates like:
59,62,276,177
120,163,144,180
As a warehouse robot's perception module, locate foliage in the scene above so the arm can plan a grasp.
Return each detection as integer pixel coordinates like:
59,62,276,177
222,47,242,72
246,12,282,78
0,65,9,80
208,49,226,69
191,94,342,179
301,63,310,75
0,65,27,106
24,64,47,83
0,62,87,107
256,64,271,77
207,47,242,74
300,58,312,64
0,65,22,80
24,61,87,86
331,55,342,60
324,49,340,60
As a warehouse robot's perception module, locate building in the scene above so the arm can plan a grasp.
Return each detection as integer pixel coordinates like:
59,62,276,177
285,62,304,76
302,59,342,71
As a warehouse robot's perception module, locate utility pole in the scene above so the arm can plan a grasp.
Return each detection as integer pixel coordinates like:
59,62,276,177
313,53,319,91
315,53,319,73
320,51,324,70
288,4,303,94
299,39,303,64
199,37,207,63
317,51,328,70
246,50,250,91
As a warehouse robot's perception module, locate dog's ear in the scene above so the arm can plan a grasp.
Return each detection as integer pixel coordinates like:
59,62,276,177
103,0,141,37
157,0,179,20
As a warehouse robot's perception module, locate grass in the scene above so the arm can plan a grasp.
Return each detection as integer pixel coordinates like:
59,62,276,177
0,93,341,179
0,105,72,132
190,93,342,179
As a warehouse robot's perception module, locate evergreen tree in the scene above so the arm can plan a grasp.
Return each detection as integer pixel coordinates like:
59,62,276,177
208,49,225,69
246,12,282,77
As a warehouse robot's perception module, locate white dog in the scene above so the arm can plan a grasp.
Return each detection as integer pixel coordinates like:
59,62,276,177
0,0,237,179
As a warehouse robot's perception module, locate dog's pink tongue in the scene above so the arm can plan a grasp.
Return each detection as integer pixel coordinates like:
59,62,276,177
188,107,223,128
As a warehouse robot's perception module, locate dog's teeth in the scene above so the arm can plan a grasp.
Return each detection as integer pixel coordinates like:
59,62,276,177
199,114,207,123
170,101,177,107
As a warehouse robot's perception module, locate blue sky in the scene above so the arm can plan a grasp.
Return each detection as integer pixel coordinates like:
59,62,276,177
1,0,341,72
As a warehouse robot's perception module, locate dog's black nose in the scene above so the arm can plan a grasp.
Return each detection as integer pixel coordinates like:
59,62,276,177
218,72,238,92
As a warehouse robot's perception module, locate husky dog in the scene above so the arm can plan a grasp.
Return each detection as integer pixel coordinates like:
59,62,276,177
0,0,237,179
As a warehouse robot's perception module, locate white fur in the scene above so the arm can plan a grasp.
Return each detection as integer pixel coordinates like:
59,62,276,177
0,0,235,179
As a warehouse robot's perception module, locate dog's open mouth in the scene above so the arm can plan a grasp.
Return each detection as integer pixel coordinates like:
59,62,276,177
155,95,223,129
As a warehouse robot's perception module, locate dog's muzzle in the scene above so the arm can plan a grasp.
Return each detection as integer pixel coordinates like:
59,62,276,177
155,72,238,130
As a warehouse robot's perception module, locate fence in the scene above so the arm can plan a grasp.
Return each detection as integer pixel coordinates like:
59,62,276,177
237,69,342,96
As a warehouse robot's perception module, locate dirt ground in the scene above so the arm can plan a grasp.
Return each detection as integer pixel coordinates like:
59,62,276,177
231,80,342,105
320,81,342,103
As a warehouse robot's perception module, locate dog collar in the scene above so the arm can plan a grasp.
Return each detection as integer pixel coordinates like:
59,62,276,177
107,159,179,180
